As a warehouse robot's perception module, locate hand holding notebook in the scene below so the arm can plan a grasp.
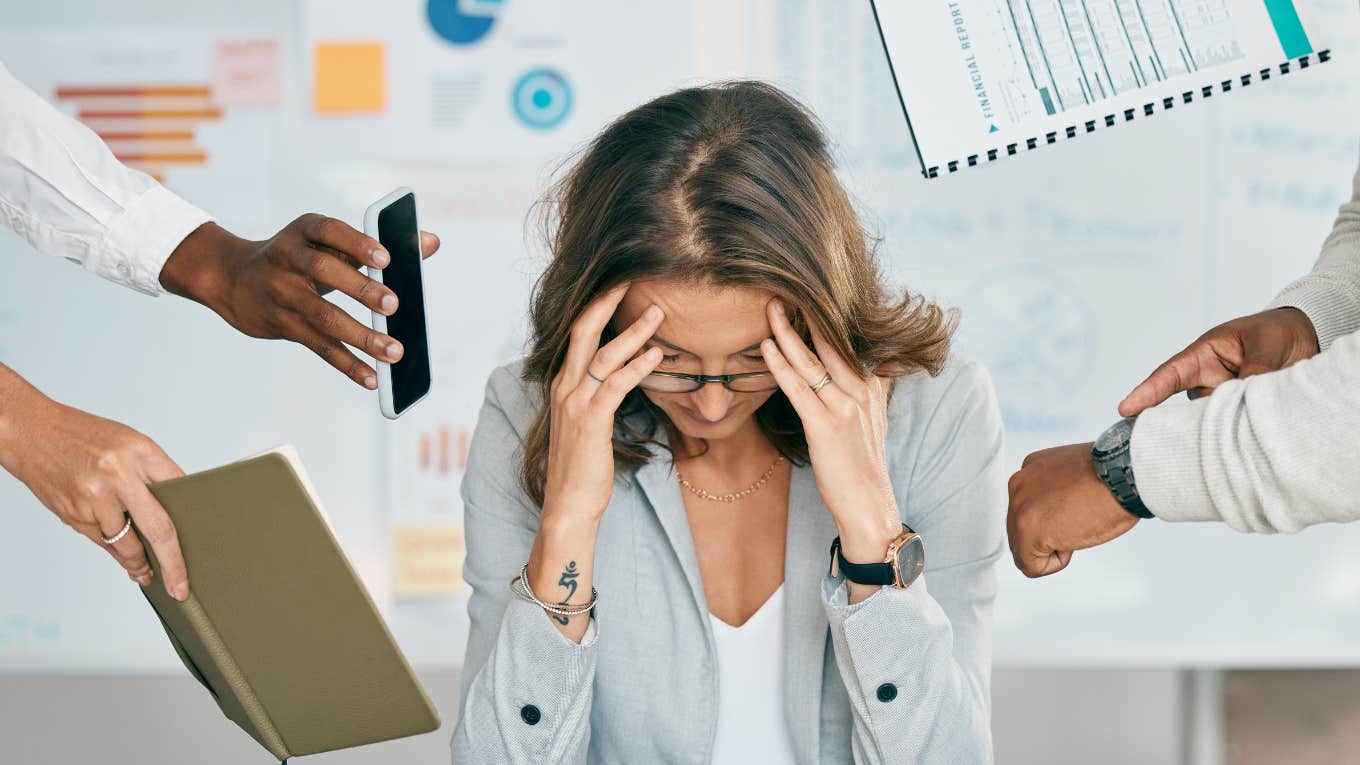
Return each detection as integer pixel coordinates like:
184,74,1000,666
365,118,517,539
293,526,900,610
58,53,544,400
138,446,439,762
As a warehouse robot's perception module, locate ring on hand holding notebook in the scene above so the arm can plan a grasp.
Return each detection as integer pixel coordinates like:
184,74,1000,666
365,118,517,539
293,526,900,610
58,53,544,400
103,515,132,545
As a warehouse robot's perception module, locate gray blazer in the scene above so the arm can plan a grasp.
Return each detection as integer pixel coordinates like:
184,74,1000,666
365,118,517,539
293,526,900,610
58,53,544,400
451,355,1006,764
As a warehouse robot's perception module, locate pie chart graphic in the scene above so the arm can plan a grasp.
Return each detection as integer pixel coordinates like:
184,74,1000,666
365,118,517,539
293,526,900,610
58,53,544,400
427,0,501,46
512,69,571,130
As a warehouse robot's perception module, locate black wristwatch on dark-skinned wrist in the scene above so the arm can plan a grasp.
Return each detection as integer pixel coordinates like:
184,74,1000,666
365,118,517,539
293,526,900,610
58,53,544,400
1092,417,1154,519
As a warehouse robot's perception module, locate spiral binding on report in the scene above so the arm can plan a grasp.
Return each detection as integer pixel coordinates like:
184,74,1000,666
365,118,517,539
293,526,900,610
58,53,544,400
912,49,1330,179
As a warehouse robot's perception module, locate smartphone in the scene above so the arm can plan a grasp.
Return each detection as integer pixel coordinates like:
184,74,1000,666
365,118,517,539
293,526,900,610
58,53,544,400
365,187,432,419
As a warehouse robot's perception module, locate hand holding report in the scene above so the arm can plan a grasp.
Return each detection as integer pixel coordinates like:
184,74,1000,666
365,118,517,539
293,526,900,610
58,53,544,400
871,0,1331,176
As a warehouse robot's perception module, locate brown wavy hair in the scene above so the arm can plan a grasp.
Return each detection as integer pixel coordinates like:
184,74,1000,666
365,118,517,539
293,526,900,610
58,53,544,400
519,81,955,507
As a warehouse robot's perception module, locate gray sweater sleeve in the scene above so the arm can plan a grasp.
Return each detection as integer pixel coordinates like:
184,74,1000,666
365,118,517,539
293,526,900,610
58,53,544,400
1131,329,1360,530
450,368,597,764
1266,157,1360,348
821,361,1005,764
1131,157,1360,529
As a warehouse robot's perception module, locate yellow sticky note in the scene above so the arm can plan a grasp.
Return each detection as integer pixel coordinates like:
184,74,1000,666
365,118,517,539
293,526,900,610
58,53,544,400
313,41,384,114
393,523,465,599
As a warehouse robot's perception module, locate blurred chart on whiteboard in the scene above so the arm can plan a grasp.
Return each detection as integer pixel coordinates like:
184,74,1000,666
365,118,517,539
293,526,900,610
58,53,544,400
870,0,1333,176
0,28,280,230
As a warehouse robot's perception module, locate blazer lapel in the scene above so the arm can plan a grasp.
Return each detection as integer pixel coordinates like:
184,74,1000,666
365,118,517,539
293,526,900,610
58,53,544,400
783,462,835,763
633,434,831,763
632,438,711,623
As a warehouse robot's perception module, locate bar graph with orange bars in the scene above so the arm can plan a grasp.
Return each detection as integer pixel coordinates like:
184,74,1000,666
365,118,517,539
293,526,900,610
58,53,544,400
418,425,472,477
54,84,221,183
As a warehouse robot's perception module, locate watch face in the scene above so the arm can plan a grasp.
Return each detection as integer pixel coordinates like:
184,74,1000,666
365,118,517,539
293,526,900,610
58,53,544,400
893,535,926,588
1093,417,1135,457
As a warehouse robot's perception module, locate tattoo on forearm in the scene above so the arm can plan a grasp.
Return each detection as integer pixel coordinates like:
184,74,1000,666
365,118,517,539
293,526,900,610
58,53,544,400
552,560,580,626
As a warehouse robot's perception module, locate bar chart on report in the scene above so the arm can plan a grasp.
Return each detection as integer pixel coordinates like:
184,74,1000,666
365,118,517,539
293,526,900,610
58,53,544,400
871,0,1327,174
995,0,1312,120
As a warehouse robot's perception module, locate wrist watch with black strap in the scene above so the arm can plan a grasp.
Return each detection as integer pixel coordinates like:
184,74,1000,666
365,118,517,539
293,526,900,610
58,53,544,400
1092,416,1154,519
829,524,925,589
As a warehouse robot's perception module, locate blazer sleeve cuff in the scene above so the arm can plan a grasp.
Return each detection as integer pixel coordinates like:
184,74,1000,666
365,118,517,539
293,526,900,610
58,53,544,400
475,598,598,756
821,574,953,702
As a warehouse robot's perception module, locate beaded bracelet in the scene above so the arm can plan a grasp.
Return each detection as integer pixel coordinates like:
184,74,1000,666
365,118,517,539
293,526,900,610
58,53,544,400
509,562,598,616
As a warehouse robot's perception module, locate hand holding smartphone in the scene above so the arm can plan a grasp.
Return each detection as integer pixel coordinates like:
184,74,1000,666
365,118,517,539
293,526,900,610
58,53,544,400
365,188,432,418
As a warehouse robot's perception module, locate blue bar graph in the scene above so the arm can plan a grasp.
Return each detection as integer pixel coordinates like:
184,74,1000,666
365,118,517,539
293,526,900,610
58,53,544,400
1263,0,1313,58
998,1,1272,120
1039,87,1056,114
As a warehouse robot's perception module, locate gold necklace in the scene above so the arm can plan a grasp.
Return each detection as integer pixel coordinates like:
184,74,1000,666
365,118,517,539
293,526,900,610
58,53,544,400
677,455,786,503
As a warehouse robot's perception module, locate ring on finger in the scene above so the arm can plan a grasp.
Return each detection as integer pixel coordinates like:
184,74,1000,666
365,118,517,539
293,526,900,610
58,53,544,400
103,515,133,545
586,368,606,384
810,373,833,394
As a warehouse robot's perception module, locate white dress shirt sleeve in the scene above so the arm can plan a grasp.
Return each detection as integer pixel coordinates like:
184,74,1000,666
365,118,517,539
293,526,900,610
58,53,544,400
0,60,213,296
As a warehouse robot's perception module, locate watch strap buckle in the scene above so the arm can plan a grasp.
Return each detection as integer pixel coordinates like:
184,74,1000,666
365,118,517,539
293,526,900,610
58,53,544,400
829,524,916,587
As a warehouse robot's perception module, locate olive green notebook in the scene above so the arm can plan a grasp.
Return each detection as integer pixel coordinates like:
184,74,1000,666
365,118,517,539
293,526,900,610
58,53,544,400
137,446,440,762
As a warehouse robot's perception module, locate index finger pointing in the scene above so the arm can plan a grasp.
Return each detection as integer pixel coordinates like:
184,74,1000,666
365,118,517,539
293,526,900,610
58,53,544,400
303,215,388,269
1118,352,1197,418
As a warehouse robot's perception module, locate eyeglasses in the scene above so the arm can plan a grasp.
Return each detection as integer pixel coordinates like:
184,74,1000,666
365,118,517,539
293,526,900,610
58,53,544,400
638,371,778,393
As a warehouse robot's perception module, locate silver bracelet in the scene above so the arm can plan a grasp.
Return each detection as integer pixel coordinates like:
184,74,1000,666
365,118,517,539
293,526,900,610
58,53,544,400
509,562,598,616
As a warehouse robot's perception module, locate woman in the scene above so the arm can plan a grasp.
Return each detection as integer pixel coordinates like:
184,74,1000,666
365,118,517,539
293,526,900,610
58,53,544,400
451,81,1005,764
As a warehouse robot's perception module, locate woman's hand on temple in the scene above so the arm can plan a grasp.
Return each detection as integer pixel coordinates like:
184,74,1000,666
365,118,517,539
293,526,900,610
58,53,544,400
760,299,901,570
542,283,666,522
528,284,664,641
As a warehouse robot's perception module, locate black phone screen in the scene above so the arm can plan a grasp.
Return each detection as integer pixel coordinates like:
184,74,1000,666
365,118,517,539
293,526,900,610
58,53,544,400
377,192,431,415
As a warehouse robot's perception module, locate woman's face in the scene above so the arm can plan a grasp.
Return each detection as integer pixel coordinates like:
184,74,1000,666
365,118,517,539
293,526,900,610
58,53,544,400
613,280,781,443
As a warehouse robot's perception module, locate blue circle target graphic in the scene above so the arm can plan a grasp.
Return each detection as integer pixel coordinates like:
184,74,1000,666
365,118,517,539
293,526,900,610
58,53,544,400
512,69,572,130
427,0,501,46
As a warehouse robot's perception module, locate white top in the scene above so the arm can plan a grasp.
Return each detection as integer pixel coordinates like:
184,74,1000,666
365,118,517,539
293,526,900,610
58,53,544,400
707,584,799,765
0,60,211,295
1132,157,1360,529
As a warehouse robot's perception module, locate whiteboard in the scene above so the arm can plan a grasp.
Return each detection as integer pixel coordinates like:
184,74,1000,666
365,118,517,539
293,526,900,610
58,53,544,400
0,0,1358,672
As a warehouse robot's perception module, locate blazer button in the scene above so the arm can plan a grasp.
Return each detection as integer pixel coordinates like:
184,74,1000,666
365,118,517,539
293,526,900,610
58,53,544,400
876,683,898,702
520,704,542,725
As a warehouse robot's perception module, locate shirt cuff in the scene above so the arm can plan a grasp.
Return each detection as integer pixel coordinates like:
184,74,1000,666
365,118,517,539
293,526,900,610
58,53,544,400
1130,399,1217,521
92,184,212,296
1267,270,1360,351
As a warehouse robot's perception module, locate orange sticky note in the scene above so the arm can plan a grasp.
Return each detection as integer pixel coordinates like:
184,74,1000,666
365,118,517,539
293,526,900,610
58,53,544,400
313,41,384,114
